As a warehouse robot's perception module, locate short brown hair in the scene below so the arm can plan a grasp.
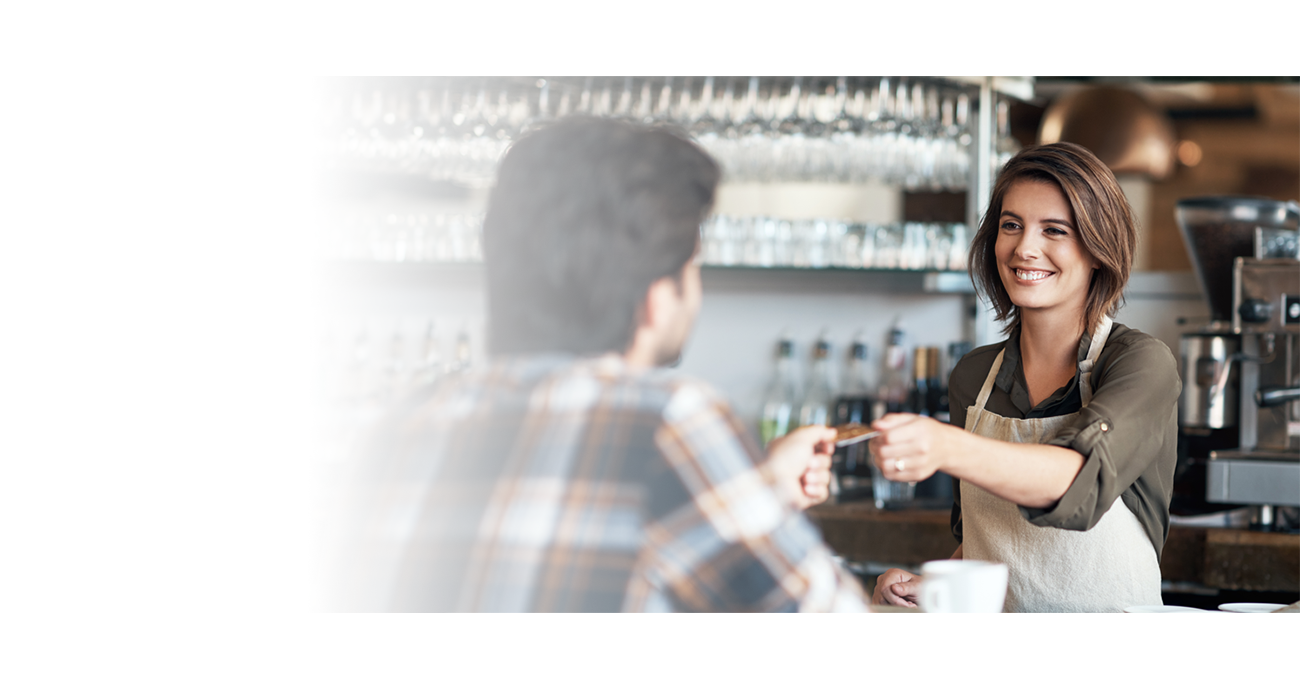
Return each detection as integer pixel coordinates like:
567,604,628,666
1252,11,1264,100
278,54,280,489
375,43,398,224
484,117,720,356
968,142,1137,337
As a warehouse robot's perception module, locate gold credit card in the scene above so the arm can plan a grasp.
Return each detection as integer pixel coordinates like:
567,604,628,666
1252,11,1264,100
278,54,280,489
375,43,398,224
834,423,880,447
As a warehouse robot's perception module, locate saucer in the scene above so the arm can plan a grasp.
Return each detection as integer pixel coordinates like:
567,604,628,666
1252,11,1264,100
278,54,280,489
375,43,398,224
1123,605,1214,613
1218,603,1286,613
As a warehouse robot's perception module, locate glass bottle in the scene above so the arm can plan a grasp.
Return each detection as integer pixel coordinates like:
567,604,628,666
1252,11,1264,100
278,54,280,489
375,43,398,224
914,344,959,505
760,336,801,447
909,346,933,417
384,327,408,403
798,335,835,429
413,320,443,388
939,341,973,425
925,346,943,417
879,321,910,415
346,328,371,405
450,328,471,374
841,334,875,400
834,335,875,493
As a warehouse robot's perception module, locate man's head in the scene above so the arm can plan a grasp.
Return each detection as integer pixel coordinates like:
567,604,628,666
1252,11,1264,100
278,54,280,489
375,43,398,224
482,117,720,362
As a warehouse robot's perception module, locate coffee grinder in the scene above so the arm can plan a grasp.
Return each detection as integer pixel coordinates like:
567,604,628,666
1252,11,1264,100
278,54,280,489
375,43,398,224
1175,196,1300,530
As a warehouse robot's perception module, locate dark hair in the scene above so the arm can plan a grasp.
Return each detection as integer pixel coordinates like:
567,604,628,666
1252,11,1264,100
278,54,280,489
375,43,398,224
968,142,1137,336
482,116,720,356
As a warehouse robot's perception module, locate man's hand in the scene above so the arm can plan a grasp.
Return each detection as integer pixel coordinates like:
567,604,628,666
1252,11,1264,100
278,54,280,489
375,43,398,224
871,567,922,607
762,425,837,510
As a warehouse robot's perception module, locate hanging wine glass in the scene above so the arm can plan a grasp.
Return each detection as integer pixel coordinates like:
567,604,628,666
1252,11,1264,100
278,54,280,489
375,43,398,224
803,78,836,181
935,91,958,190
709,77,740,180
516,78,552,137
577,76,594,115
774,77,809,181
688,76,719,137
672,76,693,127
954,92,973,190
614,76,635,119
594,77,614,118
828,77,867,182
732,77,767,181
650,77,675,125
634,77,655,123
909,84,942,191
555,82,574,120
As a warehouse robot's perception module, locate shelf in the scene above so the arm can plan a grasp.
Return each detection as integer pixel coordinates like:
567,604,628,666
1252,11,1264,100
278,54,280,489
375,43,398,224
316,260,485,290
700,266,975,295
315,260,977,295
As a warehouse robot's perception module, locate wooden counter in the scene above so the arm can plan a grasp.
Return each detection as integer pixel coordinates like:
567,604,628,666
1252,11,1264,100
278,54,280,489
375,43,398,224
807,501,1300,593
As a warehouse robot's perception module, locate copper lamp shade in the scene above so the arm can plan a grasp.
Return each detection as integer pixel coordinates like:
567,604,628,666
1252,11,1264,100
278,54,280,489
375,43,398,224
1038,86,1177,180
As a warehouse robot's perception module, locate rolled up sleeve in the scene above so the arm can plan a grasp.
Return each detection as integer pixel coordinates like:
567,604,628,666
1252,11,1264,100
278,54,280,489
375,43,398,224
1020,335,1182,531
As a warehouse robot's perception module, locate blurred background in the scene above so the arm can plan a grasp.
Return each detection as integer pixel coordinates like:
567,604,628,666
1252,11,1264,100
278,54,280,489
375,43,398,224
309,76,1299,609
311,75,1297,458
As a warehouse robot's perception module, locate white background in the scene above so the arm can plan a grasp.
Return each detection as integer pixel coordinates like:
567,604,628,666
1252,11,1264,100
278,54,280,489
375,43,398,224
0,4,1289,699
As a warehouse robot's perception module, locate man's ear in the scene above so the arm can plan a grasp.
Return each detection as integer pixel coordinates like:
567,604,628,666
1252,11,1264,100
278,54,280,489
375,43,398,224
641,276,676,330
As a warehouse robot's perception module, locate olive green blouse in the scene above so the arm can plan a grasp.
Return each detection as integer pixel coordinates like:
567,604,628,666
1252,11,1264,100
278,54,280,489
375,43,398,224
948,322,1182,559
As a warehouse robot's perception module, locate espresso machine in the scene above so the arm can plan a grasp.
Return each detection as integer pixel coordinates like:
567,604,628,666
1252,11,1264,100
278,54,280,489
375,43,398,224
1175,196,1300,530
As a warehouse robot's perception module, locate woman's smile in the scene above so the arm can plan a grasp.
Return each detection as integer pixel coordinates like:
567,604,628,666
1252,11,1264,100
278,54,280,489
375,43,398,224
1013,267,1054,283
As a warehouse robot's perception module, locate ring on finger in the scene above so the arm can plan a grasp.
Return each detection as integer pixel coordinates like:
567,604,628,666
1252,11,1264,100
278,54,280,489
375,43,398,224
895,458,906,472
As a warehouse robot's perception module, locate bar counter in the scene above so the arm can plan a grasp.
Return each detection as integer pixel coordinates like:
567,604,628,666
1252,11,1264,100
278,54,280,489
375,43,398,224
807,500,1300,594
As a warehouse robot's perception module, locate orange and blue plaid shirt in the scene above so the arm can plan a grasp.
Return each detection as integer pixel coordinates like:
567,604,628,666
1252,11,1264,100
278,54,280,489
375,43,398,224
340,353,867,612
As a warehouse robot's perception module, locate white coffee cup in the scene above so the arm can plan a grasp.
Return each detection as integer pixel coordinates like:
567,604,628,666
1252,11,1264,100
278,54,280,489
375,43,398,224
919,560,1009,613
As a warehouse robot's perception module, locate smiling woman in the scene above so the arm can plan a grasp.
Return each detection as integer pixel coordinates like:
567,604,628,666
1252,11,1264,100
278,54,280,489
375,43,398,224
994,179,1103,405
974,143,1137,340
996,181,1097,314
865,143,1181,613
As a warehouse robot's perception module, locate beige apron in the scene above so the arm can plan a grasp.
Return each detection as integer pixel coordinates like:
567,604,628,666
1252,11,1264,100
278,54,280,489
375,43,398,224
961,316,1162,613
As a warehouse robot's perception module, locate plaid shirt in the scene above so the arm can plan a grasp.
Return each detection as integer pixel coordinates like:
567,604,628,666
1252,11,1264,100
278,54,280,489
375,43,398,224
340,353,868,612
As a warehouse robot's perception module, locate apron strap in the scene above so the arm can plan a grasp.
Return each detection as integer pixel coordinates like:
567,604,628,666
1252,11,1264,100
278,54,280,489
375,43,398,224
1077,316,1114,408
972,349,1005,414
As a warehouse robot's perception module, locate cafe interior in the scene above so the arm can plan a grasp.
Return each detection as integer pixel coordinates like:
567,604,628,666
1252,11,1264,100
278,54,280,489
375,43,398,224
314,76,1300,613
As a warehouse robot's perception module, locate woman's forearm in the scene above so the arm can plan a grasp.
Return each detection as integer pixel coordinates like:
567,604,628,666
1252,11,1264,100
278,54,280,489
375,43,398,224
941,428,1085,509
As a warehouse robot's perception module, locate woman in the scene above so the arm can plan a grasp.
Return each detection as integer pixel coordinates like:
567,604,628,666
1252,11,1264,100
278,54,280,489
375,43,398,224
869,142,1180,613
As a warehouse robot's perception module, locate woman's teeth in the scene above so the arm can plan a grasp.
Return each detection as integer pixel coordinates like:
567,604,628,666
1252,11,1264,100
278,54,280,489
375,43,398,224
1016,269,1051,281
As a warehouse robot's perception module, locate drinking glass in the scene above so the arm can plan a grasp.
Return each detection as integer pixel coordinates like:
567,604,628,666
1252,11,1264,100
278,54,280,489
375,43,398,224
873,223,904,269
870,450,916,509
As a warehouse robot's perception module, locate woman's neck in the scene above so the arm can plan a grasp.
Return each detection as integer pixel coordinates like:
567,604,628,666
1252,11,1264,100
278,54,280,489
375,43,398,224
1018,310,1086,407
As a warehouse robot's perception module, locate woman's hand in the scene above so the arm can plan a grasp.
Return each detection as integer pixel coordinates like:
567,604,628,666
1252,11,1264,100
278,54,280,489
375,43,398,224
868,413,963,483
871,568,921,607
762,425,837,510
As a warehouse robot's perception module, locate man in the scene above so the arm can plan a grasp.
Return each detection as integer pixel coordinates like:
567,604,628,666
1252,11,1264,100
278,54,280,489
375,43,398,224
337,117,868,612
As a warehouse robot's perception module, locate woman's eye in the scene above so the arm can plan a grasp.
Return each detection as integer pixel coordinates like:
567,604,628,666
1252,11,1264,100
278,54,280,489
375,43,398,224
1045,227,1067,236
999,221,1019,231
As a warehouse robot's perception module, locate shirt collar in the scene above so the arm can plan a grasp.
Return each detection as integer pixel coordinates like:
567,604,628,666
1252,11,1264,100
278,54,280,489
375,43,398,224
995,324,1091,415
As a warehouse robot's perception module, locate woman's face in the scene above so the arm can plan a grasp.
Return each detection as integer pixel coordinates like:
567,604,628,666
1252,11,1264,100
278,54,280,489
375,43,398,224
995,178,1098,324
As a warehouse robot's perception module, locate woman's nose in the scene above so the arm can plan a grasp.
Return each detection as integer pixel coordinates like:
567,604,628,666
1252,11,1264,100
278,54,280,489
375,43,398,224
1014,234,1041,259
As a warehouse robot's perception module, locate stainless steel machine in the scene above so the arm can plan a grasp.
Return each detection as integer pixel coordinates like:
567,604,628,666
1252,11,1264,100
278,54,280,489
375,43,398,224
1175,196,1300,530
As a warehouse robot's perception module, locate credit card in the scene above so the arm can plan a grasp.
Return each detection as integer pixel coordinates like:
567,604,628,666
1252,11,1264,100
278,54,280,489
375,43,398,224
833,423,880,447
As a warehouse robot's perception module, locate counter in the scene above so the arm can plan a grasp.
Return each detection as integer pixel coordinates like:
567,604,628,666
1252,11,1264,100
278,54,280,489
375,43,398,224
808,501,1300,594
